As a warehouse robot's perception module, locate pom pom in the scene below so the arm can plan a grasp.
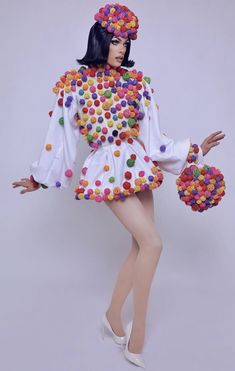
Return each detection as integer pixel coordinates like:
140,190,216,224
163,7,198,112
176,164,226,212
94,3,139,40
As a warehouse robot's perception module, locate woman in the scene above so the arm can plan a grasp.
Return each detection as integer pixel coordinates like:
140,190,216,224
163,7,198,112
12,3,225,368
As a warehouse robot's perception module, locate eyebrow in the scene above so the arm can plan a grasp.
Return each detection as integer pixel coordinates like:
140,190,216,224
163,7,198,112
112,37,130,43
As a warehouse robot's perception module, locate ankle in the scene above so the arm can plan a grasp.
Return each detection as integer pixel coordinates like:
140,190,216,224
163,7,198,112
128,338,143,354
106,308,122,321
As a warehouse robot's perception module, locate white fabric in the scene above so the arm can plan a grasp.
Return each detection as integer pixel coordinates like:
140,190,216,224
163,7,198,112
30,89,80,188
30,72,204,192
138,81,204,175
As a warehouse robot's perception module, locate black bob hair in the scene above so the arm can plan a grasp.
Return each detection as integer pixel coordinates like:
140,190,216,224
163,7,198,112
77,22,135,68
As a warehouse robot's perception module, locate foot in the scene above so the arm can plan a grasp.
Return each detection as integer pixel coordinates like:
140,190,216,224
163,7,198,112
105,310,126,337
124,321,146,368
127,326,144,354
128,338,143,354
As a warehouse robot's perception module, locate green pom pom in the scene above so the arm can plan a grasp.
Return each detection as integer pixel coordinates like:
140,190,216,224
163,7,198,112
109,176,115,183
96,126,101,132
143,76,151,84
58,117,64,126
128,118,135,127
193,169,200,177
127,159,135,167
123,72,130,81
86,134,93,142
104,90,112,98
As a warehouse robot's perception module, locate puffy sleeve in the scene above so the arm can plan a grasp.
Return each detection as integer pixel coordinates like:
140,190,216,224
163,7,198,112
138,79,204,175
29,77,81,188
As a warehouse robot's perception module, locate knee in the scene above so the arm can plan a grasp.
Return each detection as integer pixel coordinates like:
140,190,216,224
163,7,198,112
139,235,163,256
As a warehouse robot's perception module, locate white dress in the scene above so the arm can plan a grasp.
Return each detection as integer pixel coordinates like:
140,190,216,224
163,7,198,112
30,64,204,202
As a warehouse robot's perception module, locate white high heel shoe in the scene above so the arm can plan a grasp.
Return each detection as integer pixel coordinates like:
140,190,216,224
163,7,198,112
101,312,127,346
124,321,146,368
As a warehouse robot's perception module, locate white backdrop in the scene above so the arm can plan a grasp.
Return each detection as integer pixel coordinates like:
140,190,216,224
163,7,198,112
1,0,234,370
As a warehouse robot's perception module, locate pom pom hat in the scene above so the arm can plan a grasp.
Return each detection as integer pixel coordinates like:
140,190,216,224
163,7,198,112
94,3,139,40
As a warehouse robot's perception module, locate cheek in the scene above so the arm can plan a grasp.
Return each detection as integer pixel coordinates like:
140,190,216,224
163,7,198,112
108,45,117,60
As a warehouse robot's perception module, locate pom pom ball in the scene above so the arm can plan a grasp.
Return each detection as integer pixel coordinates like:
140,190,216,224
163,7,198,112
176,164,226,212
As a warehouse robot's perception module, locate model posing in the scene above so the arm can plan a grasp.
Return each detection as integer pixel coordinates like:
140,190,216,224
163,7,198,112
12,3,225,368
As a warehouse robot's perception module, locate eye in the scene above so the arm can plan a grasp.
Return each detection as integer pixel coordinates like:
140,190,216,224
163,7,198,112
111,39,119,45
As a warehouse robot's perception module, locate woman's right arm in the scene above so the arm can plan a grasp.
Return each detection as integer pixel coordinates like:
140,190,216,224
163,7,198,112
12,69,81,194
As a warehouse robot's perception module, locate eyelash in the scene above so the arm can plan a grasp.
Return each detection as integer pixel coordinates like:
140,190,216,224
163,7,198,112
111,40,129,47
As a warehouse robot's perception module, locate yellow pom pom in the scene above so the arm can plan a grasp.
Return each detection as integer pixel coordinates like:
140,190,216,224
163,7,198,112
87,79,94,86
84,92,90,99
144,100,151,107
114,150,120,157
114,186,121,194
135,178,142,186
82,114,89,122
108,120,114,127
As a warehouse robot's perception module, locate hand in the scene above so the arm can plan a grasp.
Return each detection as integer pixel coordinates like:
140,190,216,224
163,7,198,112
200,130,225,156
12,177,40,194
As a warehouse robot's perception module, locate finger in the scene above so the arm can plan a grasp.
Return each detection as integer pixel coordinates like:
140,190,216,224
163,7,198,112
214,133,225,139
207,131,223,141
20,188,33,194
209,142,220,148
12,184,20,188
208,134,225,143
12,182,25,187
207,130,222,138
21,178,29,181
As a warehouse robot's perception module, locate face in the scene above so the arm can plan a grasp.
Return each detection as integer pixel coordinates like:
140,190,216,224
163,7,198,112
107,36,130,68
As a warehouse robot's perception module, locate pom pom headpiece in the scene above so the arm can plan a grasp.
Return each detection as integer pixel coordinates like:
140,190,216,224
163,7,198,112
94,3,139,40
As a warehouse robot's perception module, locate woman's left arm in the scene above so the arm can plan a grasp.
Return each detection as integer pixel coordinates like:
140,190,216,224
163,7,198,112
138,79,225,174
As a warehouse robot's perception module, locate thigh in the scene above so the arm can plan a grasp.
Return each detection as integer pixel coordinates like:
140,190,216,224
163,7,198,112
131,190,155,250
104,193,161,248
136,190,155,222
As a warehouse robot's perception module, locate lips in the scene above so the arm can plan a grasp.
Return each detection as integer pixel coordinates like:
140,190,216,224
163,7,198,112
116,57,123,62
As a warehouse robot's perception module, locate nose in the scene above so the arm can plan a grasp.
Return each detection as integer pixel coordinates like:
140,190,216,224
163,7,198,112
119,44,126,55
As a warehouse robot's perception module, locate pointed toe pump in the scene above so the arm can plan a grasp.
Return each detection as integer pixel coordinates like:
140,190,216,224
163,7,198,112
101,313,127,346
124,321,146,368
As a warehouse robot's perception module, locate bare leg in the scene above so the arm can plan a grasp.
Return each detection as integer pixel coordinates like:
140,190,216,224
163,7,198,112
106,190,155,337
105,192,163,353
